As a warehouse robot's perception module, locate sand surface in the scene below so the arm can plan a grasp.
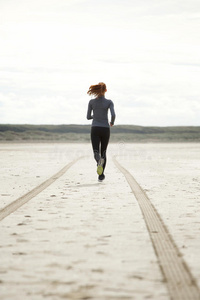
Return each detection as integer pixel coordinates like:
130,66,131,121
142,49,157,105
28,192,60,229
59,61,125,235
0,143,200,299
117,143,200,285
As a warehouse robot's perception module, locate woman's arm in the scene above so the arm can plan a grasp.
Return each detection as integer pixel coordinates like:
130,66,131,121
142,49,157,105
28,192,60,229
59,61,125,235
110,101,116,126
87,101,93,120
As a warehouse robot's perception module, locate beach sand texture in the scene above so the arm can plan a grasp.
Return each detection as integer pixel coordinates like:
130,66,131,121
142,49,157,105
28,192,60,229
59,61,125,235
0,143,200,300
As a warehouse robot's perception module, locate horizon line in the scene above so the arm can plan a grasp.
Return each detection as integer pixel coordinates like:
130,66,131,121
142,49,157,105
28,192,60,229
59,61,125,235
0,123,200,128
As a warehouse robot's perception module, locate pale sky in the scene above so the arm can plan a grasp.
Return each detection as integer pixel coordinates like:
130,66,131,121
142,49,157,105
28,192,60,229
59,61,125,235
0,0,200,126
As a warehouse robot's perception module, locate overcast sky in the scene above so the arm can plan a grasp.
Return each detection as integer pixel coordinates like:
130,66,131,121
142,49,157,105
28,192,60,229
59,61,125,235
0,0,200,126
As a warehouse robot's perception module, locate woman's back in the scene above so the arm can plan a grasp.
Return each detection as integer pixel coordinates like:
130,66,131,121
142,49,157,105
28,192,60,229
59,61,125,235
87,96,115,128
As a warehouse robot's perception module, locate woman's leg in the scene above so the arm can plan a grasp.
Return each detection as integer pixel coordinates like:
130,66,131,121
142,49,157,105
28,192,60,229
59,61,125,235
91,126,110,175
100,127,110,173
91,127,100,163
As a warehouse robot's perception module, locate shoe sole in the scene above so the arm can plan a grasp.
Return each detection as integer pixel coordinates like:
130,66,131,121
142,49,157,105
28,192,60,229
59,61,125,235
97,165,103,175
97,158,104,175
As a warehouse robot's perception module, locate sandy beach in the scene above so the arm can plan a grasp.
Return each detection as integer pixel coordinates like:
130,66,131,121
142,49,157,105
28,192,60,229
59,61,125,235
0,143,200,299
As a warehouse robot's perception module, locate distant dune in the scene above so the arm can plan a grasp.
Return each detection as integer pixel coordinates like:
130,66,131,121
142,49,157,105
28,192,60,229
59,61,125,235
0,124,200,142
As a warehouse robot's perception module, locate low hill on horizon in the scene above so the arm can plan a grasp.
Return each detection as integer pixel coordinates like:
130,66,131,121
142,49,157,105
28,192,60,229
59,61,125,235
0,124,200,143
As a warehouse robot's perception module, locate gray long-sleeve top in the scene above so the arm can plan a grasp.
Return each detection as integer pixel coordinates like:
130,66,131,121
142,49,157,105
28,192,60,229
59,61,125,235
87,96,116,128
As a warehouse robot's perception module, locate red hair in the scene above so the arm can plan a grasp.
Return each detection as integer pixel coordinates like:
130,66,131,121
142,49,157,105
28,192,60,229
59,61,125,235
87,82,107,98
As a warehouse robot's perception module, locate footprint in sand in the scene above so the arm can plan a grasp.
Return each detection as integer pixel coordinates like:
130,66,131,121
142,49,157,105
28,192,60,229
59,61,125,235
12,252,27,255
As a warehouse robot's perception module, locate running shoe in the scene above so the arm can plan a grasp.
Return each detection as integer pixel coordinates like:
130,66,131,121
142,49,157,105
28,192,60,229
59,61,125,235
98,174,105,182
97,158,104,175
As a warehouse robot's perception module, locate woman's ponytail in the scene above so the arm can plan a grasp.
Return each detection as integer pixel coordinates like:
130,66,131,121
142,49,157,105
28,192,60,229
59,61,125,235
87,82,107,97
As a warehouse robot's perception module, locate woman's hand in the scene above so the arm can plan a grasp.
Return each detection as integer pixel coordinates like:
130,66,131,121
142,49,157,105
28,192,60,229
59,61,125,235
110,123,114,127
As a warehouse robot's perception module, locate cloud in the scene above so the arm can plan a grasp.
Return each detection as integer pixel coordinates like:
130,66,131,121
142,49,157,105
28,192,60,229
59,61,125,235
0,0,200,125
0,92,88,124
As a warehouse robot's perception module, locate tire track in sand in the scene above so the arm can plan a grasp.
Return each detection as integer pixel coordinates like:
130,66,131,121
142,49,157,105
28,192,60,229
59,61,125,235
113,156,200,300
0,157,83,222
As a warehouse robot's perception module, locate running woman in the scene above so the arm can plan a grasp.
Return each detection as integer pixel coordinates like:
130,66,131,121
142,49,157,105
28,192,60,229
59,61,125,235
87,82,116,182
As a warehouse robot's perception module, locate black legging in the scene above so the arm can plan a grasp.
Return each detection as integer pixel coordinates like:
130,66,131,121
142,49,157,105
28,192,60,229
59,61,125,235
91,126,110,173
